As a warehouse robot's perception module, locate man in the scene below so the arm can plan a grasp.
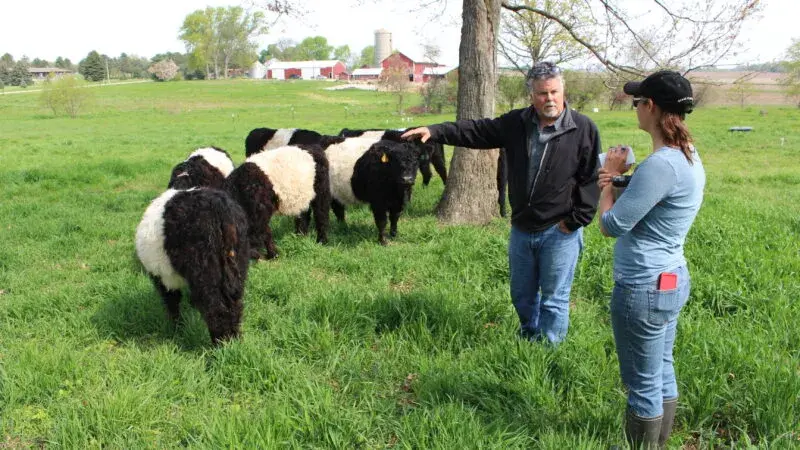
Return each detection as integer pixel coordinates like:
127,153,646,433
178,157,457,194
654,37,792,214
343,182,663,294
402,62,601,344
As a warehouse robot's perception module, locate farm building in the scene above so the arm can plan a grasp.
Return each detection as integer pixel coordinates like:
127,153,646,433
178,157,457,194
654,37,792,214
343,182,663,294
250,61,267,79
28,67,73,80
351,67,382,81
380,52,443,82
422,66,457,83
265,60,346,80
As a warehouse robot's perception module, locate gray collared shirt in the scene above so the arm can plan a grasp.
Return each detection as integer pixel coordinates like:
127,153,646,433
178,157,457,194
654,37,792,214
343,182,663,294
527,107,567,193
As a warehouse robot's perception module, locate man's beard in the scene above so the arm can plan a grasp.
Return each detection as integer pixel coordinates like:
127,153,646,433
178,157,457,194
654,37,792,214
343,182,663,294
540,102,560,118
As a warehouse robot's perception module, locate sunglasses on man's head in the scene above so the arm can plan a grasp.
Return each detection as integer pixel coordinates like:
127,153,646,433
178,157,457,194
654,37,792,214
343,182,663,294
528,63,561,78
632,97,649,107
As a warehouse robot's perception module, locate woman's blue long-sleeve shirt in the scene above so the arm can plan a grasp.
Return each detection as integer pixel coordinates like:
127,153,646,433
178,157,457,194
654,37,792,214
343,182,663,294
601,146,706,283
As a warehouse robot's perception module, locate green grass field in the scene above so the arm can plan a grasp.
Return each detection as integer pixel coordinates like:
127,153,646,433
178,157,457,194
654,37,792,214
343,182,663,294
0,80,798,449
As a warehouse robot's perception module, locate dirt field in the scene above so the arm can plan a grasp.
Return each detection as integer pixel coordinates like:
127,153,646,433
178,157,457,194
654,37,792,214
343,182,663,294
688,71,796,106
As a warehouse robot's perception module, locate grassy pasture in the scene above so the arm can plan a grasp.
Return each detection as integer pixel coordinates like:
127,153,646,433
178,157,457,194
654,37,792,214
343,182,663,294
0,80,798,449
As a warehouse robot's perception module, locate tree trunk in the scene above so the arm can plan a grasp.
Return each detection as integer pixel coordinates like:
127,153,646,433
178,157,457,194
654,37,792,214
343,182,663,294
436,0,502,224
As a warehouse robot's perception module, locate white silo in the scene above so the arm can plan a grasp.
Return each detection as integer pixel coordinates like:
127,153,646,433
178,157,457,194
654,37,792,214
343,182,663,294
374,28,392,67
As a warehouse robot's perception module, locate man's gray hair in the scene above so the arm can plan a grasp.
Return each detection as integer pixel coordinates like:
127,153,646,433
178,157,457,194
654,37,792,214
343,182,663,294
525,61,564,91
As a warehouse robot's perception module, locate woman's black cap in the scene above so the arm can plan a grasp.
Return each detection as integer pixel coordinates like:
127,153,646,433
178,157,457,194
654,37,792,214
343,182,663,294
624,70,694,114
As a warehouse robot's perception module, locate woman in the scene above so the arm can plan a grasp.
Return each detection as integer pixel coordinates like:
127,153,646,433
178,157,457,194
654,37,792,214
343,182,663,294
598,70,705,449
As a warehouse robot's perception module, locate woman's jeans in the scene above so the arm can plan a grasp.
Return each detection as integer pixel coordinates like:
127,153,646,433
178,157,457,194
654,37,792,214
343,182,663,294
611,265,690,418
508,224,583,345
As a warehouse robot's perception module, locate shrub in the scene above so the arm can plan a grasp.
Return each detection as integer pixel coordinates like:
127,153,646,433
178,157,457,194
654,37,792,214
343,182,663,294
379,61,412,113
148,59,179,82
563,70,608,111
608,90,628,111
39,75,92,118
421,77,450,114
496,74,528,111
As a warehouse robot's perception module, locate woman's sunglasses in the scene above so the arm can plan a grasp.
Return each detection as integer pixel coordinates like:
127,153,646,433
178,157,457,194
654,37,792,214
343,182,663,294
632,97,649,107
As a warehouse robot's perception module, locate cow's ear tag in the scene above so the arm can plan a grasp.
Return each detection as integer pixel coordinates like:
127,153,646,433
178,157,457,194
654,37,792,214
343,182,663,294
381,153,389,163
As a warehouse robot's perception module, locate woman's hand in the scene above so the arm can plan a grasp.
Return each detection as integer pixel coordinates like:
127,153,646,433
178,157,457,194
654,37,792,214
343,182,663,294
401,127,431,143
598,167,616,189
604,145,630,174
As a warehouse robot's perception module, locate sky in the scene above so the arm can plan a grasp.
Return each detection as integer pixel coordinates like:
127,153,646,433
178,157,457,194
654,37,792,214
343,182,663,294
1,0,797,68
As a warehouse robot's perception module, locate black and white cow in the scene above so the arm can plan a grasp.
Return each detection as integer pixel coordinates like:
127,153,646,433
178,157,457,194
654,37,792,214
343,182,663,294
244,127,328,157
135,187,250,344
167,147,235,190
325,137,420,245
338,128,447,187
224,144,330,259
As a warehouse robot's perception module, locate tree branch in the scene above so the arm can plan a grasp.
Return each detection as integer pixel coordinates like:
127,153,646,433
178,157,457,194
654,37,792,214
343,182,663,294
501,1,643,76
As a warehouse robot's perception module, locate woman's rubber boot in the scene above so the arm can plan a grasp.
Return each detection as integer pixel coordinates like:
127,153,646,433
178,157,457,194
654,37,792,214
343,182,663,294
625,407,662,449
659,398,678,448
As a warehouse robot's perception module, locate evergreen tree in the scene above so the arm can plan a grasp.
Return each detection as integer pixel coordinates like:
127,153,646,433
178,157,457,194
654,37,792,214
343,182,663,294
79,51,106,82
0,53,13,71
54,57,75,71
9,59,32,87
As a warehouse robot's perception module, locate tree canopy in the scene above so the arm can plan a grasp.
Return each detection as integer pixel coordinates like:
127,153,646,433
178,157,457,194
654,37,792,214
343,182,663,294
781,38,800,105
293,36,335,60
358,46,375,68
500,0,762,76
179,6,267,79
498,0,589,72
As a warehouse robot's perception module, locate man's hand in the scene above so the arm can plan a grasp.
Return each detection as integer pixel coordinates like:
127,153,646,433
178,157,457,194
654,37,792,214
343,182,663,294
401,127,431,143
558,220,572,234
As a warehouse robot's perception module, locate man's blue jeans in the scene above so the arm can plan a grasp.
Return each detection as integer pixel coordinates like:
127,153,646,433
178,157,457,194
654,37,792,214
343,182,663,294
508,224,583,344
610,265,690,418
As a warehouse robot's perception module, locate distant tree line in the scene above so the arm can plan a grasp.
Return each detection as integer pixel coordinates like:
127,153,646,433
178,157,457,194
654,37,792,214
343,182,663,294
0,50,214,86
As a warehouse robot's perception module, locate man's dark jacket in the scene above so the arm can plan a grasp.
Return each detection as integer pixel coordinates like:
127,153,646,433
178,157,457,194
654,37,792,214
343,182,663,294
428,105,601,233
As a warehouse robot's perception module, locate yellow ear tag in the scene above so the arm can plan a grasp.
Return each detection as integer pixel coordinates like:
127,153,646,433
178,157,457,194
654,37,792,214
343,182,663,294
381,153,389,163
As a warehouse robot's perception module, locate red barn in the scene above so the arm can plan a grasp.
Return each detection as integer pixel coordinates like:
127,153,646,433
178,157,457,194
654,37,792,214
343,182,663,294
380,52,441,82
265,60,346,80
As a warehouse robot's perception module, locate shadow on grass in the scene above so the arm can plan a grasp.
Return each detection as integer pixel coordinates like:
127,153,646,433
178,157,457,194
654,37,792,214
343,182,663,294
305,290,485,347
403,187,442,218
414,354,620,444
418,374,558,435
328,221,383,247
370,292,459,335
268,213,393,250
90,286,212,352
